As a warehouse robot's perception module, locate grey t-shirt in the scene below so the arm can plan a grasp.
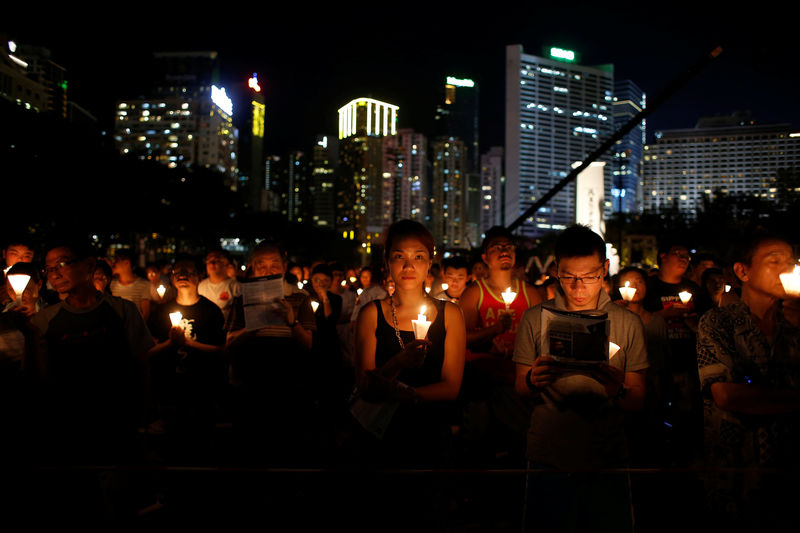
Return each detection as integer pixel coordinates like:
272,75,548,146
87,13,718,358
513,289,649,468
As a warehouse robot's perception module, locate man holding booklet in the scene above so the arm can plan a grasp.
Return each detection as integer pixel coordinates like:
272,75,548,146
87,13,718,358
513,224,648,532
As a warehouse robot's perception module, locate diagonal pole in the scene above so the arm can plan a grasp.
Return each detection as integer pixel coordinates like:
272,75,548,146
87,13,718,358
507,46,723,234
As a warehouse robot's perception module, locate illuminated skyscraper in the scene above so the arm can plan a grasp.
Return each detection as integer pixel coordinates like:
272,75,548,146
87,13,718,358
382,129,429,225
240,73,266,211
432,137,468,248
480,146,504,236
312,135,337,228
505,45,614,237
337,97,399,252
114,51,238,189
435,76,479,172
642,117,800,217
612,80,646,214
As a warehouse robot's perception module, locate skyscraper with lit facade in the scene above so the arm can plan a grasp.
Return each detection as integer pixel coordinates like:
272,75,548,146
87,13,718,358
435,76,480,172
480,146,504,236
114,51,238,189
337,97,398,251
432,137,468,248
382,129,429,225
240,73,266,211
612,80,646,213
505,45,614,237
642,117,800,217
312,135,337,228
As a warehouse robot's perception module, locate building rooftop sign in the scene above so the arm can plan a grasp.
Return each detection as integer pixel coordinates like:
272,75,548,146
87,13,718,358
446,76,475,88
549,47,576,62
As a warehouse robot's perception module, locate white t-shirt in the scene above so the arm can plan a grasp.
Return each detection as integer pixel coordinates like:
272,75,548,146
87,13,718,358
198,277,241,320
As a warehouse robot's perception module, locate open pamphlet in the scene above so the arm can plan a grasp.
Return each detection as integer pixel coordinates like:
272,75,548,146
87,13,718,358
240,274,287,331
540,304,609,370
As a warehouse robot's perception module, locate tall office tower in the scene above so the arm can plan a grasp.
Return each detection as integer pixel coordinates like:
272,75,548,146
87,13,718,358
505,45,614,237
265,155,286,213
382,129,429,225
240,73,267,211
434,76,480,171
480,146,505,236
287,151,311,223
337,97,399,251
612,80,646,214
642,116,800,217
115,51,238,189
312,135,337,228
432,137,468,248
115,85,238,187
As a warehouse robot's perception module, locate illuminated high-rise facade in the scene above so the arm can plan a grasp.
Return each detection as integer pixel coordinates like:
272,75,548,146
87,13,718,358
435,76,479,172
312,135,337,228
432,137,468,248
382,129,429,225
480,146,504,236
240,73,266,210
337,97,399,252
642,118,800,217
505,45,614,237
114,51,238,189
612,80,646,214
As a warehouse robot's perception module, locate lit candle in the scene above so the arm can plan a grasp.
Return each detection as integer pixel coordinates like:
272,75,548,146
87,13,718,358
340,280,347,287
441,283,449,291
425,286,431,294
780,264,800,297
618,281,637,302
169,311,183,328
349,276,357,283
678,291,692,304
609,342,621,359
7,274,30,301
357,288,363,296
157,284,166,298
297,281,304,290
501,287,517,309
411,305,432,340
724,284,731,293
310,300,319,312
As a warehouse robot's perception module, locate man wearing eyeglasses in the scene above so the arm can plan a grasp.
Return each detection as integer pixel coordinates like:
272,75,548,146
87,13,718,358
513,225,647,532
32,240,154,465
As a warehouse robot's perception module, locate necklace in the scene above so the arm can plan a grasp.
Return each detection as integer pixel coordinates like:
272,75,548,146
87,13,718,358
389,295,406,349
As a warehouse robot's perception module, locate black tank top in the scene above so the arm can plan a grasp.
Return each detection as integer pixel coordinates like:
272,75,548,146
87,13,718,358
374,299,446,388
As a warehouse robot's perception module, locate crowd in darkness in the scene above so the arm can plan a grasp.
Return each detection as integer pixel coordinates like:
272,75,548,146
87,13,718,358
0,222,798,530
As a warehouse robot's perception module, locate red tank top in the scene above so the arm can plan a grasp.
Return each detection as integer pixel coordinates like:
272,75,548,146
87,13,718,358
475,277,534,355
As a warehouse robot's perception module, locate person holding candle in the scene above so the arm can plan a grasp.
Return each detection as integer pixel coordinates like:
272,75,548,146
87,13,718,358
146,255,226,450
696,234,800,529
642,240,703,465
146,262,175,306
0,238,35,308
355,219,465,465
433,255,470,303
514,225,648,533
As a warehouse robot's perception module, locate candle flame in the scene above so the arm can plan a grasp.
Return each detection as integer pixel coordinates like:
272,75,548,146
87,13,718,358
420,305,426,315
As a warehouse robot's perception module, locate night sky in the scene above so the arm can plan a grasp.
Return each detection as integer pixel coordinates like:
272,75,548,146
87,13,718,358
8,5,798,155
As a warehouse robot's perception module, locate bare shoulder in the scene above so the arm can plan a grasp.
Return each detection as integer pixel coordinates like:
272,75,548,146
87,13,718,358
460,282,480,306
356,297,379,326
443,300,465,325
525,283,543,306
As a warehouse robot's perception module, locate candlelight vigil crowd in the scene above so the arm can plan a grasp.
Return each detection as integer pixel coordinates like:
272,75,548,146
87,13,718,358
1,220,799,529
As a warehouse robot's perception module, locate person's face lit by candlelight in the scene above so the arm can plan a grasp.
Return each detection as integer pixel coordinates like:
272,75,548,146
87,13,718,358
45,247,94,296
311,272,331,296
735,239,795,300
205,252,229,280
617,269,646,305
387,237,431,293
250,249,286,278
3,245,34,269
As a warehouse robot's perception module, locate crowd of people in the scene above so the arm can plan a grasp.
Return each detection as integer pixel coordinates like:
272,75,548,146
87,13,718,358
1,221,798,529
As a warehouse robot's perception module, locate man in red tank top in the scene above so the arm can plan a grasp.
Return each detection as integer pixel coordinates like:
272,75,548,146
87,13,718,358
461,227,543,360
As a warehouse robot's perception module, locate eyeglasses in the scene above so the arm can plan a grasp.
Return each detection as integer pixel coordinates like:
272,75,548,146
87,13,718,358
45,258,79,275
558,267,604,285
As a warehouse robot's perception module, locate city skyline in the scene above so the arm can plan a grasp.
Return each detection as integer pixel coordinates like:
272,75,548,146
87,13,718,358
7,6,797,159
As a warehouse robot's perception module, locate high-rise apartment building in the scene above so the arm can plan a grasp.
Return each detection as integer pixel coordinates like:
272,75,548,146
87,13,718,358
480,146,505,236
435,76,480,171
642,117,800,217
337,97,399,251
612,80,646,214
312,135,337,228
505,45,614,237
382,129,429,225
432,137,468,248
114,51,238,189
